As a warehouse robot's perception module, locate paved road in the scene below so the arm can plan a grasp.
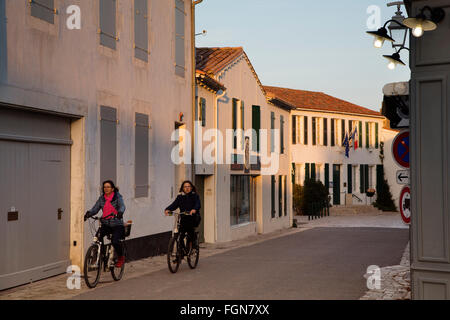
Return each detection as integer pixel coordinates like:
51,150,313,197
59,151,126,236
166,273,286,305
73,227,409,300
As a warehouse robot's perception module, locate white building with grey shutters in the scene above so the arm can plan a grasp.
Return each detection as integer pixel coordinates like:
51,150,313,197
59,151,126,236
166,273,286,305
0,0,195,290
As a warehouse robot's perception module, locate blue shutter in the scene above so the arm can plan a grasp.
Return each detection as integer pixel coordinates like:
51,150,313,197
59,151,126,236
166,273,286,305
135,113,149,198
100,0,117,50
135,0,149,62
31,0,55,24
101,106,117,183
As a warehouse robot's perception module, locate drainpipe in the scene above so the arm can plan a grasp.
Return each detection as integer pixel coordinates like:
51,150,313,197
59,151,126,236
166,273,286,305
214,88,226,243
191,0,204,182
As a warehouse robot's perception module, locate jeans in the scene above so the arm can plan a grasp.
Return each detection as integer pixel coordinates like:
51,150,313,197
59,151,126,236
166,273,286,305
99,224,124,256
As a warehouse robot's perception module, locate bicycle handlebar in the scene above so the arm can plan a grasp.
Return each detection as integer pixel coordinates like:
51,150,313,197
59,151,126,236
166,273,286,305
166,211,191,216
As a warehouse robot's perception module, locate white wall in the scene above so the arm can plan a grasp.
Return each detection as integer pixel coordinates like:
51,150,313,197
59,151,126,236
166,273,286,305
382,128,403,208
0,0,194,264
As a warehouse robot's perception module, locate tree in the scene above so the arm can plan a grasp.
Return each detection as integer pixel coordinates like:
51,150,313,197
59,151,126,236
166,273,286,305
373,178,397,212
293,179,329,215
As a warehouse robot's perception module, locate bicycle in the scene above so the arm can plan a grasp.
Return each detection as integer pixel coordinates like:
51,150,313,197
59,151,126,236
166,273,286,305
166,211,200,273
84,216,132,288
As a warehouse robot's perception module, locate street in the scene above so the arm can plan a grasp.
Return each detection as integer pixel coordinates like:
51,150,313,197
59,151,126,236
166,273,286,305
72,226,409,300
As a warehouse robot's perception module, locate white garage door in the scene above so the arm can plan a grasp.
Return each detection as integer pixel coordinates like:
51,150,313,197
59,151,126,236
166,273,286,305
0,106,72,290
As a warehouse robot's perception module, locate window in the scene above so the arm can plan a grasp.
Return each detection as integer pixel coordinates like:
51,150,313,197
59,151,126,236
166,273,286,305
324,163,330,189
292,115,297,145
366,122,370,148
230,175,253,225
347,164,352,193
323,118,328,146
252,106,260,152
359,121,363,148
296,116,302,144
100,0,117,50
284,176,287,216
360,164,369,193
100,106,117,183
134,0,149,62
199,98,206,127
352,166,357,193
233,99,244,149
175,0,185,77
316,164,321,182
369,166,374,188
341,119,346,145
335,119,340,146
135,113,149,198
31,0,55,24
295,164,302,184
375,123,379,148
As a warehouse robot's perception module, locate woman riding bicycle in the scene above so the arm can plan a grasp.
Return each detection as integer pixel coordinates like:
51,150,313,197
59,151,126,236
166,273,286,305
165,180,201,250
84,180,126,268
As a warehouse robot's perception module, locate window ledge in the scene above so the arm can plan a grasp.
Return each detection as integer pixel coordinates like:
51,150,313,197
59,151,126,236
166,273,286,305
231,221,256,229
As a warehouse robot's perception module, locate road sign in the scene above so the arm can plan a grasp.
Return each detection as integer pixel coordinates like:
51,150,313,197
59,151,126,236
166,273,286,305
399,186,411,224
392,131,410,168
396,170,410,185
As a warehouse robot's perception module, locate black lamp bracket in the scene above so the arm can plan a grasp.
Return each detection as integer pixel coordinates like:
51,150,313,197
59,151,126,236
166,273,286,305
382,19,407,29
419,6,446,23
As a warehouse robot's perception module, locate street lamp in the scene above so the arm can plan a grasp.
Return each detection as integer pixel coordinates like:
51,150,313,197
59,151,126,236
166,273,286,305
387,2,408,48
366,19,406,49
383,47,409,70
403,6,445,37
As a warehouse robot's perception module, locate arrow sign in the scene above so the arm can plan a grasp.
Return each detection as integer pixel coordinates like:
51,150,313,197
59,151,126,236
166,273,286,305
396,170,410,185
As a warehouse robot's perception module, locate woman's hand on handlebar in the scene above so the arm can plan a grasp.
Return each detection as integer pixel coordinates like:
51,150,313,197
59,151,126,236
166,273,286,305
190,209,196,215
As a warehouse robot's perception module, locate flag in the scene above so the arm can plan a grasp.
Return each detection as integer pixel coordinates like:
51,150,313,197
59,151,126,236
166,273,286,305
343,132,350,158
351,127,358,150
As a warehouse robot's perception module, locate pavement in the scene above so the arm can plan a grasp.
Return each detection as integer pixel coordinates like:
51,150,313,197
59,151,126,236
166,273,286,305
0,210,410,300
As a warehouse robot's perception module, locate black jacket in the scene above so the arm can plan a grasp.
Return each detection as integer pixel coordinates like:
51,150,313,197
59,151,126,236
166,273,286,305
166,192,201,213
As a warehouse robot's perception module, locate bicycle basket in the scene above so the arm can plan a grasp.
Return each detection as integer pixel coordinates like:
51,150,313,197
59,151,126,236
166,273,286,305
124,221,133,238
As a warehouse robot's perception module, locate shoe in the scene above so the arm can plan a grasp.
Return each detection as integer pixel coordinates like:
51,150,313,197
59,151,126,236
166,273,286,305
115,256,125,268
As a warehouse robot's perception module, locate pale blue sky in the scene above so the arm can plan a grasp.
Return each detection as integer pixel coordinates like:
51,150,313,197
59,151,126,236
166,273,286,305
195,0,411,112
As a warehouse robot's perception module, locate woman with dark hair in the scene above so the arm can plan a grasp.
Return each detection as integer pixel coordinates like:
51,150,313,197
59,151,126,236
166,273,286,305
165,180,201,249
84,180,126,268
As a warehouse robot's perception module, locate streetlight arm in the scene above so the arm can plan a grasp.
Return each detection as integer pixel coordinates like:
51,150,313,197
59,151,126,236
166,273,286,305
383,19,406,29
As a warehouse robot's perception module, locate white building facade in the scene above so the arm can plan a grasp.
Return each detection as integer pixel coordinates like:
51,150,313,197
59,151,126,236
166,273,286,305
0,0,195,290
195,47,293,243
265,87,386,206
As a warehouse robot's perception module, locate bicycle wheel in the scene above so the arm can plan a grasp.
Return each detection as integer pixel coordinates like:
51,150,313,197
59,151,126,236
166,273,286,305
84,245,102,288
110,243,126,281
167,237,181,273
187,238,199,269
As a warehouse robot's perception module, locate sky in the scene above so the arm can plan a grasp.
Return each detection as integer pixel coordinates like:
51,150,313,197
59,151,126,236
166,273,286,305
195,0,411,112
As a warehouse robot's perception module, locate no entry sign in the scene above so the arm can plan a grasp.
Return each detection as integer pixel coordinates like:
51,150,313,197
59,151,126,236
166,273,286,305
392,131,410,168
399,186,411,224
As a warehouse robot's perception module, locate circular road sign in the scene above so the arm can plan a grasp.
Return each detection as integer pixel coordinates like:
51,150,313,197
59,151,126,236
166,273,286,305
392,131,410,168
399,186,411,224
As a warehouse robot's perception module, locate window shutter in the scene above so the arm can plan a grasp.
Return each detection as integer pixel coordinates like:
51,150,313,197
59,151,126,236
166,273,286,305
280,115,284,154
31,0,55,24
175,0,185,77
330,119,335,146
134,0,149,62
375,123,379,148
364,164,369,191
284,176,287,216
304,116,308,145
365,122,369,148
359,121,363,148
271,176,276,218
376,165,383,194
100,0,117,50
323,118,328,146
311,163,316,181
271,112,275,152
201,98,206,127
292,115,297,145
312,117,316,146
292,163,296,184
341,119,346,144
325,164,329,189
252,106,260,152
305,163,310,182
135,113,149,198
279,176,282,217
347,164,352,194
360,164,364,193
241,101,244,149
349,120,353,134
232,99,237,149
100,106,117,183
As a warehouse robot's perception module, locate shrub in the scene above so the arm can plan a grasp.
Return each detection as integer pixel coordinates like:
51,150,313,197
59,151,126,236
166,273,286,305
293,179,329,215
373,178,397,212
